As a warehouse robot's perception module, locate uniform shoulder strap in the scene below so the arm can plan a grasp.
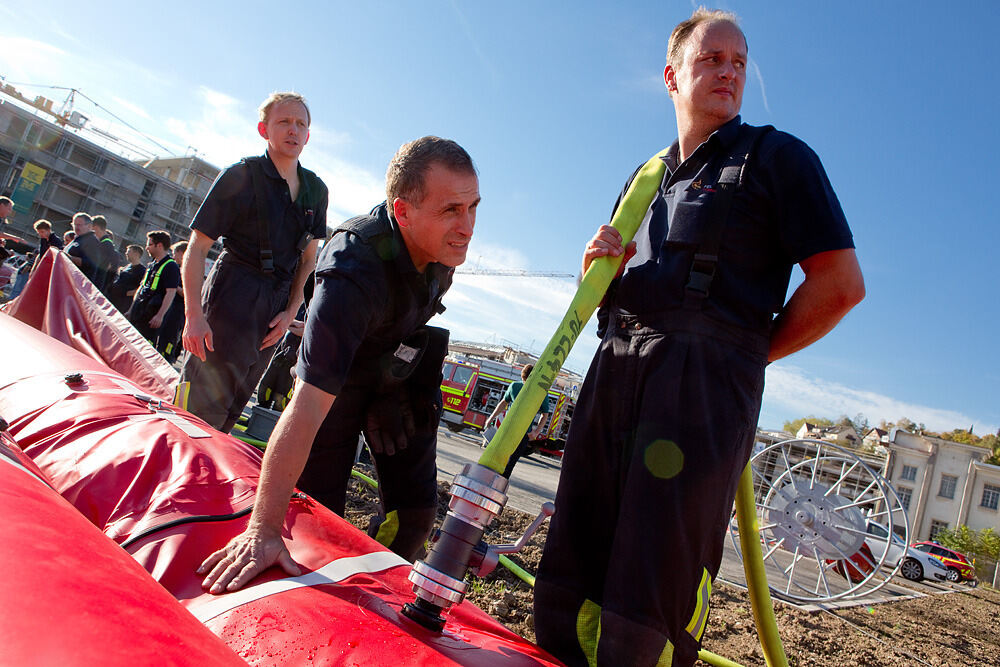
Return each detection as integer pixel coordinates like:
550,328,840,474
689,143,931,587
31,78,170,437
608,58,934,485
336,205,401,261
683,124,774,309
242,156,275,274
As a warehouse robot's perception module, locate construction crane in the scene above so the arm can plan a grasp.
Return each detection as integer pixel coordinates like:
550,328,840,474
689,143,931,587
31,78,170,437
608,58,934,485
454,268,575,278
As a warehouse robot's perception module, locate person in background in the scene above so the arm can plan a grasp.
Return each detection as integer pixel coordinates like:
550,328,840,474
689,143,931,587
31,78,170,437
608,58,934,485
91,215,122,294
156,240,188,363
127,231,180,343
109,244,146,313
8,252,33,298
483,364,551,478
31,219,62,272
0,196,12,227
63,213,102,284
63,230,76,246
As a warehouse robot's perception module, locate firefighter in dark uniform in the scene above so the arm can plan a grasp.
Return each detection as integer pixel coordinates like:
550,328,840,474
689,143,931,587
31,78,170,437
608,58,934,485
127,230,180,343
63,212,103,285
156,241,188,363
91,215,122,295
197,136,479,594
533,11,865,667
180,92,327,433
109,244,146,314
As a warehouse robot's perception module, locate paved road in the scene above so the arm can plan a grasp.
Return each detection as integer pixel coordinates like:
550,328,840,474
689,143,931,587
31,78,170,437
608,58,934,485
435,426,561,515
435,425,968,610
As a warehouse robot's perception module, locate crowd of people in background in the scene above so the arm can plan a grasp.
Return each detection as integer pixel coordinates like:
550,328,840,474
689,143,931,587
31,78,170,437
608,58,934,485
0,201,188,366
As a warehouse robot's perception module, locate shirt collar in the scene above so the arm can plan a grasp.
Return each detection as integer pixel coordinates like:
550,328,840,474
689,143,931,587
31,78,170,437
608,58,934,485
660,115,743,170
262,151,311,205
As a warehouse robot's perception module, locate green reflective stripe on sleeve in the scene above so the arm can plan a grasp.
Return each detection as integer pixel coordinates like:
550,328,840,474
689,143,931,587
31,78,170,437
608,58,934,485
655,639,675,666
576,598,601,667
685,567,713,642
374,509,400,548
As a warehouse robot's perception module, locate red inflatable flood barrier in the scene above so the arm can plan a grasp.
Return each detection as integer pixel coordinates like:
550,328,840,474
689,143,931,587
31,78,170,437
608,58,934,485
2,248,177,401
0,313,561,666
0,429,246,666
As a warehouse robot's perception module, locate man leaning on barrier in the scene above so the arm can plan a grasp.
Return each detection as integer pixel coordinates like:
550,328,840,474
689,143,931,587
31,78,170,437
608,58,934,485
198,136,480,593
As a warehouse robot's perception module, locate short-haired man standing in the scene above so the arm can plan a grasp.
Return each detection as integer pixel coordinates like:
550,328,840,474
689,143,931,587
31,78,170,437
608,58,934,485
180,92,328,433
31,219,62,272
198,136,478,593
109,244,145,313
91,215,122,294
127,231,180,343
63,212,103,284
534,10,865,666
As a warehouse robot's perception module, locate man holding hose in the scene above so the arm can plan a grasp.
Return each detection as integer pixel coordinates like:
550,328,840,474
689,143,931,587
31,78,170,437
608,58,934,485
534,9,864,666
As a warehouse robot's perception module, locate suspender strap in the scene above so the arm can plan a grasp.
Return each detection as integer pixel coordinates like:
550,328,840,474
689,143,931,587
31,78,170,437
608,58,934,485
245,157,275,274
146,258,177,291
683,124,773,310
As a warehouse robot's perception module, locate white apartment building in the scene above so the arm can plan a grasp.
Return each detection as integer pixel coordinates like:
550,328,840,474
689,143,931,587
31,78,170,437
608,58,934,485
883,429,1000,541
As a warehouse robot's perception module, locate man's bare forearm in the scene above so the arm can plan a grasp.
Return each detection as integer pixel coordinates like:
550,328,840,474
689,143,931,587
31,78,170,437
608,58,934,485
283,239,320,318
769,248,865,362
183,232,212,319
250,381,335,533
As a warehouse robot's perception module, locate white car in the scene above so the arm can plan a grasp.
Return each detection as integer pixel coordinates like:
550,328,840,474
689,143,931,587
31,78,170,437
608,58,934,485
865,521,949,582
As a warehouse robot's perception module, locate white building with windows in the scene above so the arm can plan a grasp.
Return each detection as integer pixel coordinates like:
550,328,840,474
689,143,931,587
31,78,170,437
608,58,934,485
882,429,1000,541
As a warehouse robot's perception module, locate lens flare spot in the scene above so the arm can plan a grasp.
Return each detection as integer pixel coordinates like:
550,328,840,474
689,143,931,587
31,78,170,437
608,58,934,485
644,439,684,479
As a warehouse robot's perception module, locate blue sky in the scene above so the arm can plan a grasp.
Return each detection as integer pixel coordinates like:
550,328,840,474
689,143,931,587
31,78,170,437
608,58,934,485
2,1,997,434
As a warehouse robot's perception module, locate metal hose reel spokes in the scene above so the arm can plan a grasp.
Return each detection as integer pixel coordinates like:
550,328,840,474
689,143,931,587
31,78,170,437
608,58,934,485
729,438,910,603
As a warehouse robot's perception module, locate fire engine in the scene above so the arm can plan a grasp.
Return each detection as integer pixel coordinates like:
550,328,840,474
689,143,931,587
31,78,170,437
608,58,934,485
440,356,575,455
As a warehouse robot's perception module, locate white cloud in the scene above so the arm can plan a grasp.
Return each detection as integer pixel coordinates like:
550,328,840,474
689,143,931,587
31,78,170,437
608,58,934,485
430,247,600,376
0,37,66,81
764,364,998,435
110,95,151,121
163,87,383,223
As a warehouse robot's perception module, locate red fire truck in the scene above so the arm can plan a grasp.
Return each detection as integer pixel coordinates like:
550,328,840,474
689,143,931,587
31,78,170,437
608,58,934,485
440,357,575,455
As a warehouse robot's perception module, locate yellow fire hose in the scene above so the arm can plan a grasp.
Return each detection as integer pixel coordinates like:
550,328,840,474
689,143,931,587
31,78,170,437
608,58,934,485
478,148,788,666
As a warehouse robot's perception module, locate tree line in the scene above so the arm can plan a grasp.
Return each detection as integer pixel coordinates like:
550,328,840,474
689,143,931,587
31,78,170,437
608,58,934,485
781,414,1000,465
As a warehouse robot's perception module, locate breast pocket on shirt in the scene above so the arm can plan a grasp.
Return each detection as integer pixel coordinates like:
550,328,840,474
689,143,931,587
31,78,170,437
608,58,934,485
664,188,715,247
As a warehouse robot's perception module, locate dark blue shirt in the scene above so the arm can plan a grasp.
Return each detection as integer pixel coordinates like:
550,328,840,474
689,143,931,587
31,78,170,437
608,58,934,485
37,233,63,256
297,203,452,396
610,116,854,338
65,231,103,284
191,152,328,281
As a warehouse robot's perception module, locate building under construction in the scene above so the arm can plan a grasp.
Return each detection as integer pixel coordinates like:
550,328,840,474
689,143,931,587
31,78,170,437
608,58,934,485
0,81,219,254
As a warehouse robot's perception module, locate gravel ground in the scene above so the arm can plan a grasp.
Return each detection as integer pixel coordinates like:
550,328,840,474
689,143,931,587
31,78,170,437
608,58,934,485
345,475,1000,666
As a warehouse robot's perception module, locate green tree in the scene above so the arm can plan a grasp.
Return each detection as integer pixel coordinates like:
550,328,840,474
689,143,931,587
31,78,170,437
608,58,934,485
978,528,1000,562
782,415,833,435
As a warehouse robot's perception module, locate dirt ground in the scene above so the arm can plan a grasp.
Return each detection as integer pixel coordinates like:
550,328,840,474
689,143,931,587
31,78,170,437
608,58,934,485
345,475,1000,666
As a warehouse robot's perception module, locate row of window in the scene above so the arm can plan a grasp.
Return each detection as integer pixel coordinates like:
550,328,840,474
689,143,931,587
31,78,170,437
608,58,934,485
896,477,1000,511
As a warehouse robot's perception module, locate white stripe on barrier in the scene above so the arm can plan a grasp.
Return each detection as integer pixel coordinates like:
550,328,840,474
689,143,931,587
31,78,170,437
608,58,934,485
189,550,409,623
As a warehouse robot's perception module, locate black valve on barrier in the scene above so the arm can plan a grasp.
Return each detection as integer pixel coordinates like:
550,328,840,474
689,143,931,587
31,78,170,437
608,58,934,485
401,462,554,632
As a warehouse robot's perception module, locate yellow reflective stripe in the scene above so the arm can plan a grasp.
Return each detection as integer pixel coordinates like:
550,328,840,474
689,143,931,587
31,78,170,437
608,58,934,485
374,509,400,548
685,568,712,642
173,381,190,409
576,598,601,667
655,639,675,666
440,386,465,396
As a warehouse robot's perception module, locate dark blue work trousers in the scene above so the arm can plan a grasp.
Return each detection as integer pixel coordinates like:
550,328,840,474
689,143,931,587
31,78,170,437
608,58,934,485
296,380,442,560
180,260,290,432
535,311,766,666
